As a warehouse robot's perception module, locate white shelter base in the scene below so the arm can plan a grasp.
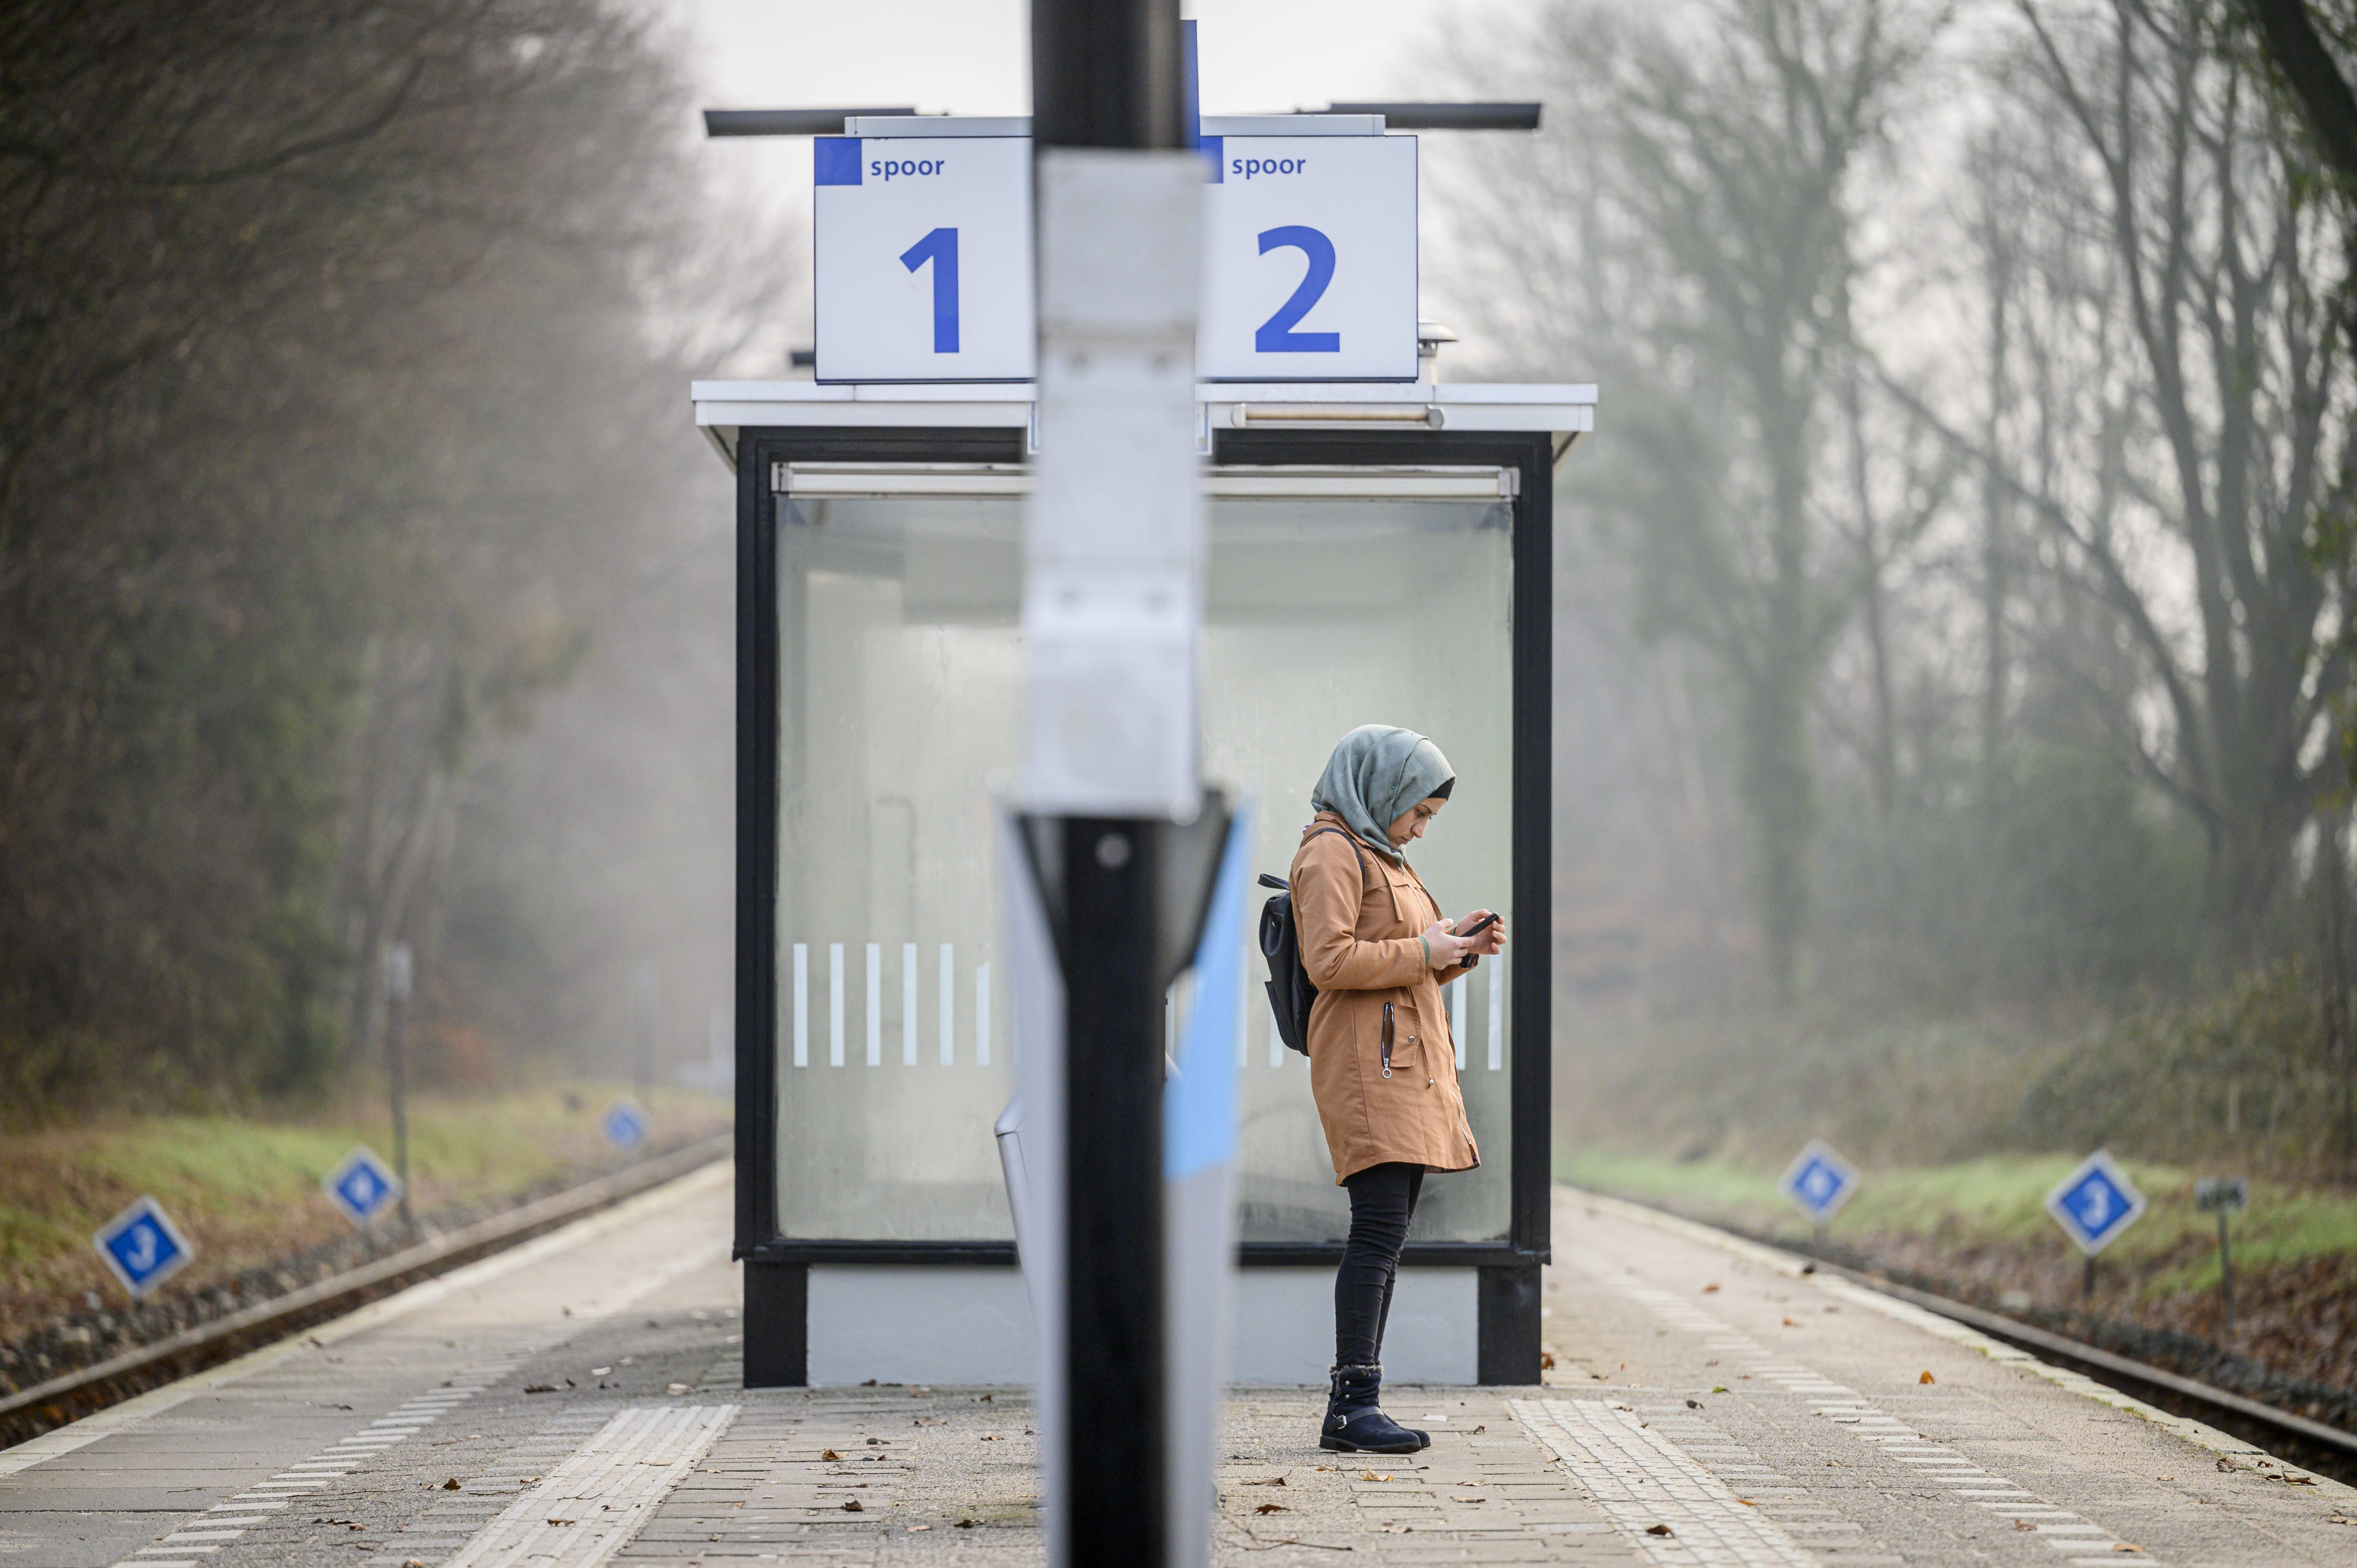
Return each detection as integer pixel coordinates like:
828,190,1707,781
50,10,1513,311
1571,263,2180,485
803,1264,1479,1387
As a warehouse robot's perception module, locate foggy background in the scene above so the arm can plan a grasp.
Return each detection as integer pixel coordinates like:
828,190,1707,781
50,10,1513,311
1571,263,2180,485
4,0,2353,1205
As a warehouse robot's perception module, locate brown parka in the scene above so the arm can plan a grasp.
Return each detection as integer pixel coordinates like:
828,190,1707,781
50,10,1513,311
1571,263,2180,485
1290,811,1482,1184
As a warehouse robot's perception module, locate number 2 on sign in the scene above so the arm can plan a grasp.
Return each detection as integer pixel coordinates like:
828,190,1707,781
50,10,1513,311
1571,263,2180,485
900,227,959,353
1255,225,1339,353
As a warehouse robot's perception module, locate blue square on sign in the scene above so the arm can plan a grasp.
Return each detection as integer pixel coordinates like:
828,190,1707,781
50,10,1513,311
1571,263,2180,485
814,137,862,186
1779,1140,1859,1224
604,1101,647,1150
324,1145,402,1228
2046,1151,2145,1254
93,1196,193,1298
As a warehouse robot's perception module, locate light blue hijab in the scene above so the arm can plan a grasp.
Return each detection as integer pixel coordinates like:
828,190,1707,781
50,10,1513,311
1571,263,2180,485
1311,725,1455,862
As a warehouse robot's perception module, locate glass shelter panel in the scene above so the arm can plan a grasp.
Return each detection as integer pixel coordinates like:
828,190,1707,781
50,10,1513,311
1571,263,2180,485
774,474,1514,1245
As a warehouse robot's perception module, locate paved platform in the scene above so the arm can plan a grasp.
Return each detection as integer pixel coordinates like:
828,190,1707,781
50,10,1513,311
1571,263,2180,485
2,1167,2351,1566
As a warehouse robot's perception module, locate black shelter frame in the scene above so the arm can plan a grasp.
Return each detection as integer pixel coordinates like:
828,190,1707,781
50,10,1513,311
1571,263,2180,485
732,423,1554,1386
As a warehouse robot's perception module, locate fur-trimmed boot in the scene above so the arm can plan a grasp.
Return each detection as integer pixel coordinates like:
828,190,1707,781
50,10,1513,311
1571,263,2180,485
1318,1363,1429,1453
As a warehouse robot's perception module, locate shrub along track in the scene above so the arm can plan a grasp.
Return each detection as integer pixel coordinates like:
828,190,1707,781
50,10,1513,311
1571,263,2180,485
0,1134,728,1450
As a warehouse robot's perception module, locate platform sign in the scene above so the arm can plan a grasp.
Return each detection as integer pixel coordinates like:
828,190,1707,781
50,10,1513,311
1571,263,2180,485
323,1145,403,1229
1780,1140,1860,1226
603,1099,648,1151
2046,1150,2145,1255
813,136,1035,382
92,1195,193,1298
1197,134,1418,381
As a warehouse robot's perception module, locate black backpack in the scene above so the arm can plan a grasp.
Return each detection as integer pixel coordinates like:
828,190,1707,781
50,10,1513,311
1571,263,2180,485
1258,828,1367,1056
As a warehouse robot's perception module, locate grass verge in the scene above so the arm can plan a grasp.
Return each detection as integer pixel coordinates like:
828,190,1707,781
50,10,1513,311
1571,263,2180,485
0,1086,727,1391
1558,1144,2357,1428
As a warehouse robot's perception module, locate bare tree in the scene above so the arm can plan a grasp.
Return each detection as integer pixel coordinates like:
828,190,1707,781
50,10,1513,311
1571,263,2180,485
1895,0,2357,945
1441,0,1945,992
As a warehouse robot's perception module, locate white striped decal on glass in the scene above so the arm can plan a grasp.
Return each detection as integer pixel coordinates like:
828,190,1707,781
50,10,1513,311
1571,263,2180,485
792,944,808,1068
939,943,955,1065
865,943,882,1067
1487,954,1504,1070
1450,975,1466,1069
902,943,918,1067
975,962,991,1067
828,943,845,1067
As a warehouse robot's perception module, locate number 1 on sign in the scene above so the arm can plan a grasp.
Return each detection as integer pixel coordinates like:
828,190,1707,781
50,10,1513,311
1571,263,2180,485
900,227,959,353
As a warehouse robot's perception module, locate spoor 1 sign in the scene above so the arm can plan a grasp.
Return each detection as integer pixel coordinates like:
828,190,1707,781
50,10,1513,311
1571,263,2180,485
1198,134,1417,381
814,136,1036,383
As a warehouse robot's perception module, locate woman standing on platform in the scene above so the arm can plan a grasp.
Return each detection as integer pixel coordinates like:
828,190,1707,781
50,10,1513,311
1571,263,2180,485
1288,724,1506,1454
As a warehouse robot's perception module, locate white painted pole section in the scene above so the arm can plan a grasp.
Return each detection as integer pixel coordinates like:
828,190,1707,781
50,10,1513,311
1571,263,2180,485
939,943,956,1066
828,943,845,1068
975,962,992,1067
1488,954,1504,1071
792,944,808,1068
1450,976,1466,1069
902,943,919,1067
1020,152,1206,817
866,943,883,1067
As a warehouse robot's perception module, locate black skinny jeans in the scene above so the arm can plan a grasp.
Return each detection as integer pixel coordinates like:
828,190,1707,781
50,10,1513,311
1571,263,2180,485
1335,1162,1425,1368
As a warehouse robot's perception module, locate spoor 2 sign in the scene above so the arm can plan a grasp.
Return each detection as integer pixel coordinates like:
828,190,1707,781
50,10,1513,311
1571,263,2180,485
1198,134,1417,381
811,128,1418,385
813,136,1036,384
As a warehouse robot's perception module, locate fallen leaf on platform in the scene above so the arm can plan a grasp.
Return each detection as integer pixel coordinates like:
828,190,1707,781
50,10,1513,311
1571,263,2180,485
1243,1477,1287,1486
1645,1523,1673,1536
954,1518,977,1529
1782,1317,1800,1327
1256,1503,1291,1514
1712,1386,1729,1394
2112,1545,2143,1552
1539,1351,1556,1370
1919,1371,1935,1384
2217,1458,2235,1472
840,1500,864,1513
442,1478,462,1490
2282,1475,2318,1485
1702,1283,1720,1293
1450,1497,1484,1504
1738,1499,1755,1507
821,1450,842,1461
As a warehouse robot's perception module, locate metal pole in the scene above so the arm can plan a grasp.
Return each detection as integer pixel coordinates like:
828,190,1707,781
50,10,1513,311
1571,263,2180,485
635,964,657,1102
385,943,414,1233
2217,1211,2235,1335
2083,1253,2096,1303
1028,6,1190,1565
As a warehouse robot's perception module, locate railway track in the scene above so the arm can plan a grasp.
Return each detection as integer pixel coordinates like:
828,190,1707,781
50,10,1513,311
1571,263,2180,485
0,1134,730,1450
1598,1191,2357,1488
1844,1264,2357,1486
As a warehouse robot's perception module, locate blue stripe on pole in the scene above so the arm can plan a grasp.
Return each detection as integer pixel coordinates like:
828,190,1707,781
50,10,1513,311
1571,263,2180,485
814,137,862,185
1166,804,1253,1180
1182,20,1202,150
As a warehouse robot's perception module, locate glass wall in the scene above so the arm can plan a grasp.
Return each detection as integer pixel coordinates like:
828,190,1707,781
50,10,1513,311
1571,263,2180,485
774,471,1514,1244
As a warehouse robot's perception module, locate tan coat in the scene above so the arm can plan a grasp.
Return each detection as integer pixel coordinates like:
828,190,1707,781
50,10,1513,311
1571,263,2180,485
1290,811,1481,1183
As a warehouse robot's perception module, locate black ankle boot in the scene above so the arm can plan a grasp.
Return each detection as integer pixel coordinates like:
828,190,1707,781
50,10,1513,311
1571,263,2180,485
1318,1363,1429,1453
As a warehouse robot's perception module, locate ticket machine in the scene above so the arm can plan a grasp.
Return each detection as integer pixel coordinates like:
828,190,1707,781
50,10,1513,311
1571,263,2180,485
695,113,1593,1387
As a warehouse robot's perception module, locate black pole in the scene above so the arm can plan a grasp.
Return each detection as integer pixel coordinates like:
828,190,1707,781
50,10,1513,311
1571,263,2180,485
386,948,413,1234
1032,0,1186,150
1059,819,1167,1567
1029,9,1186,1564
2083,1253,2096,1303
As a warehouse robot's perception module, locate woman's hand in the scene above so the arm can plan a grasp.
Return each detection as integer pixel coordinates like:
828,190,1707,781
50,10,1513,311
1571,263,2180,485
1421,911,1506,968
